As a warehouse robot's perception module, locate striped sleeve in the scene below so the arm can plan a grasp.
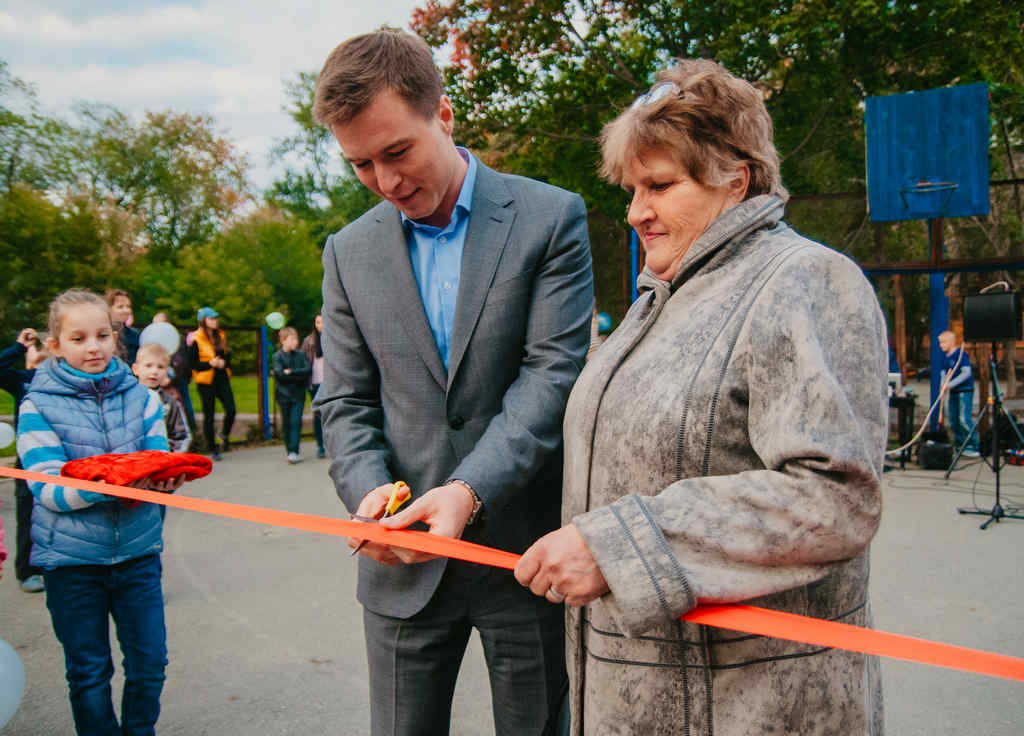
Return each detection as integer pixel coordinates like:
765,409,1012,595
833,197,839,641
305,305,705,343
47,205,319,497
17,398,110,511
142,389,170,452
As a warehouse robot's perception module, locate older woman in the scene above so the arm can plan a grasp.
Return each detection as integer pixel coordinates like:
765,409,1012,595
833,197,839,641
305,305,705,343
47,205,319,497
515,60,887,735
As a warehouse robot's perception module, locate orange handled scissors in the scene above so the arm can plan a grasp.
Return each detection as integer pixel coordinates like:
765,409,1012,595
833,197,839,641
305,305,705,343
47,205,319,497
350,481,411,556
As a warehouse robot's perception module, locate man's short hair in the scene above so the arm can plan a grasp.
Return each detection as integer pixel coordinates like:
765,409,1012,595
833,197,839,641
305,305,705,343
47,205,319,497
136,342,170,364
313,28,443,128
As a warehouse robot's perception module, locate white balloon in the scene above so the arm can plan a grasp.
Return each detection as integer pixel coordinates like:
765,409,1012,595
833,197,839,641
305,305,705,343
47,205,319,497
265,311,286,330
139,322,181,354
0,638,25,728
0,422,14,449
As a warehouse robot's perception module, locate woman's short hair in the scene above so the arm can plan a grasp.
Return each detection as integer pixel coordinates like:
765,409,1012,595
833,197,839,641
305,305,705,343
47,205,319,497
600,59,786,200
313,28,443,128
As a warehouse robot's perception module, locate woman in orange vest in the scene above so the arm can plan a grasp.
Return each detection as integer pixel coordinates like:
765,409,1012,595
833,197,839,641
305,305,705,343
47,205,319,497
188,307,236,461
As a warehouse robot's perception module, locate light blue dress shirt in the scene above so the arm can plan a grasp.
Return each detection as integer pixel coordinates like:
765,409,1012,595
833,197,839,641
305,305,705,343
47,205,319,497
402,148,478,371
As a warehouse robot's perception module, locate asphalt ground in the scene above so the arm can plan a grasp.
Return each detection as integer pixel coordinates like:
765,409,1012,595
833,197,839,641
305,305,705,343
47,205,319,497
2,439,1023,735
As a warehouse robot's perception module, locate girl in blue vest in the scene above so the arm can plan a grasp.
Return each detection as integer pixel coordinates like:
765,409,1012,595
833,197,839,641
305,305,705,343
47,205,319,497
17,288,185,736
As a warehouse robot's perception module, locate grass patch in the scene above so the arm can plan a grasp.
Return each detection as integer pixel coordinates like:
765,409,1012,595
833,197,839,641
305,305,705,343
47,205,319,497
187,374,270,415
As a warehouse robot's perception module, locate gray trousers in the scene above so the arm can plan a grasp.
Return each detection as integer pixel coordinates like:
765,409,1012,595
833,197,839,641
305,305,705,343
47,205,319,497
362,560,566,736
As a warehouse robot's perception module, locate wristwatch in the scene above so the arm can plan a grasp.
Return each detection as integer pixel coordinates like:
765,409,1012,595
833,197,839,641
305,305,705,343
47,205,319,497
449,479,483,525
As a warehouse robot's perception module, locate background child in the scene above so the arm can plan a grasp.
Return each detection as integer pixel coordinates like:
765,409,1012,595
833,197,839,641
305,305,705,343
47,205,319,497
272,326,311,464
0,327,51,592
17,288,184,735
133,342,191,453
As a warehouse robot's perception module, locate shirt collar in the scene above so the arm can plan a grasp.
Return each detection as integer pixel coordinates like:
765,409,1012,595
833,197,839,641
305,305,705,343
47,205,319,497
401,147,477,232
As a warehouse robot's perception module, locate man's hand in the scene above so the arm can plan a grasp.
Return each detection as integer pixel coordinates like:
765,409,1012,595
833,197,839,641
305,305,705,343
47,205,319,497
514,524,609,607
16,328,36,348
377,482,476,563
348,484,403,565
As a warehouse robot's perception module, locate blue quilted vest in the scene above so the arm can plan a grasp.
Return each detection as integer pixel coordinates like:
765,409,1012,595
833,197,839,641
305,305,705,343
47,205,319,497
27,357,164,568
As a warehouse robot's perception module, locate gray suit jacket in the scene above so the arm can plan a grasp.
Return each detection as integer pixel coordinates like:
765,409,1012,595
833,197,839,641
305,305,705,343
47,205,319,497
317,157,594,618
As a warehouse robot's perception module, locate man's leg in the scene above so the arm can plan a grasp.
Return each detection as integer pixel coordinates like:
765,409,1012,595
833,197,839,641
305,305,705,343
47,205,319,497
362,596,472,736
472,569,566,736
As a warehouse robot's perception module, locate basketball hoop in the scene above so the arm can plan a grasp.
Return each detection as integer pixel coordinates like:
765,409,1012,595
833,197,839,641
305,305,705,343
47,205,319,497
900,180,958,216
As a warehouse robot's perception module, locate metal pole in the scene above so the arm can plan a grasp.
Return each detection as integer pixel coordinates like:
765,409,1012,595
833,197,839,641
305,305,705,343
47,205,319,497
928,218,949,431
260,325,271,441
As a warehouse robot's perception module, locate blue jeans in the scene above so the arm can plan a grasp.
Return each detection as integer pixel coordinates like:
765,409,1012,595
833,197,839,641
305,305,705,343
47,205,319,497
949,390,978,453
279,398,304,454
44,554,167,736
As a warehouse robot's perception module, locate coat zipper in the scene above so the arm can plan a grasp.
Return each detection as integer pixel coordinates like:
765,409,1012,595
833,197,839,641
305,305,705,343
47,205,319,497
96,387,120,557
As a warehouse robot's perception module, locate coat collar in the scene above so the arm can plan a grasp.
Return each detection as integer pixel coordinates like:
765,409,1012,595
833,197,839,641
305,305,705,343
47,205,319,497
32,356,135,398
371,154,516,391
637,194,785,296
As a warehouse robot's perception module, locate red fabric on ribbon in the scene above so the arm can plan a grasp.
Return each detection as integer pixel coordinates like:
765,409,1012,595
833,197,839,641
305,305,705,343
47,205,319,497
62,451,213,485
2,464,1022,683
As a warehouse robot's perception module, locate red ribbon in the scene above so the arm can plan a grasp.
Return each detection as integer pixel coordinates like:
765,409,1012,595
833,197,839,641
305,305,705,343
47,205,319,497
3,464,1022,683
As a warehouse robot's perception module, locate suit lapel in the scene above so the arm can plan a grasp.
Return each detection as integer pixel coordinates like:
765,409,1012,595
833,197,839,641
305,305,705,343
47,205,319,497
447,162,515,391
375,207,448,389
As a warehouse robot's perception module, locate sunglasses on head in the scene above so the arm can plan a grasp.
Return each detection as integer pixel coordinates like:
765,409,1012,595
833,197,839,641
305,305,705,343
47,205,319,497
630,81,682,109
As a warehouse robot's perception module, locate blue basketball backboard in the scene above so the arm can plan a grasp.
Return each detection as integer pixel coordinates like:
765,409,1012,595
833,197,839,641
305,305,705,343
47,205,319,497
865,83,989,222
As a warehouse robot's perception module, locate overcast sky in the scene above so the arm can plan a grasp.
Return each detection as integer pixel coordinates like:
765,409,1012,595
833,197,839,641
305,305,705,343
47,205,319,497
0,0,425,190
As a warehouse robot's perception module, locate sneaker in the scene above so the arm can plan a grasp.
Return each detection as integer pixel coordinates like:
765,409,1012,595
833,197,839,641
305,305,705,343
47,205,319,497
287,452,301,464
20,574,45,593
317,447,326,459
213,450,223,461
962,449,980,457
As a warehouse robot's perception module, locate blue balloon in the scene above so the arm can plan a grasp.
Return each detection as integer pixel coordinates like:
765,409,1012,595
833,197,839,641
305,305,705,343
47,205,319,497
0,638,25,728
596,312,612,333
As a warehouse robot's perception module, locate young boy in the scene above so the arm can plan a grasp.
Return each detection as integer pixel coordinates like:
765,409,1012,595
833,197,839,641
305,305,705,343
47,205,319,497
0,328,50,592
133,342,191,453
272,327,311,463
938,330,979,457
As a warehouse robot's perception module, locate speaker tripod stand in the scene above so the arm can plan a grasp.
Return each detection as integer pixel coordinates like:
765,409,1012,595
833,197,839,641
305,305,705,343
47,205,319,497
945,345,1024,529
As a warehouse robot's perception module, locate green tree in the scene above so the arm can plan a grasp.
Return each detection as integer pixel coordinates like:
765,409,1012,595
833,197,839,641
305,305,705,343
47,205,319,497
267,71,380,246
0,185,143,339
410,0,1024,318
68,105,252,260
142,210,324,332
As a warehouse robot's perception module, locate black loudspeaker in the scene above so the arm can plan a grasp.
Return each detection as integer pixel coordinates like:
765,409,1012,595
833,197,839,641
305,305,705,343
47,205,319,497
963,292,1022,342
919,431,953,470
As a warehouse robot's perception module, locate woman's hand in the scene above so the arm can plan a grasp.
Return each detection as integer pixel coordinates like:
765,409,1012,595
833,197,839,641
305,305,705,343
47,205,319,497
514,524,610,607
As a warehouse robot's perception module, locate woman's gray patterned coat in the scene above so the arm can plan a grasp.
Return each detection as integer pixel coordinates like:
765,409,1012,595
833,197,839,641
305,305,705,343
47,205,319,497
564,195,888,735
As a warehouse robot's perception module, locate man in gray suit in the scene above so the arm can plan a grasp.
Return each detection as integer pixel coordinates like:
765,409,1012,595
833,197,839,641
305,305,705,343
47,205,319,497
312,30,594,736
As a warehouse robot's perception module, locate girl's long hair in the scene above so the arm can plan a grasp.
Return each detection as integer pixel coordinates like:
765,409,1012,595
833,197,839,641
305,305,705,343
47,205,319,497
311,319,323,358
201,318,226,353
